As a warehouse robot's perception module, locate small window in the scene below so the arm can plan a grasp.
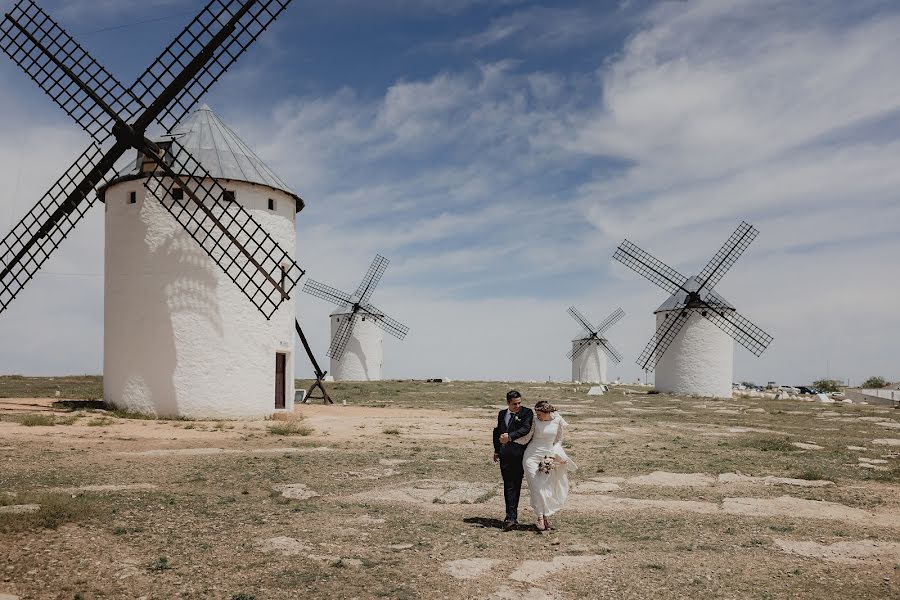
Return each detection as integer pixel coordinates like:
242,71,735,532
172,188,183,202
222,190,235,203
128,191,136,204
268,198,276,211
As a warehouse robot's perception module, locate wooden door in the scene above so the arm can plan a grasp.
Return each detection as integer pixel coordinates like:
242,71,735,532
275,353,286,409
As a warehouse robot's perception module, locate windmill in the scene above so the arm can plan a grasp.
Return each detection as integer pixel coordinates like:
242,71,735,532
613,221,773,398
0,0,332,417
302,255,409,382
566,306,625,384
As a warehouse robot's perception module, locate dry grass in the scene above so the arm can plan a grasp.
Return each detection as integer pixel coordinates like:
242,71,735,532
1,380,898,599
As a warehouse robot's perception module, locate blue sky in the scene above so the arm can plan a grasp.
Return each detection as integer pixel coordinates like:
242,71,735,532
0,0,898,385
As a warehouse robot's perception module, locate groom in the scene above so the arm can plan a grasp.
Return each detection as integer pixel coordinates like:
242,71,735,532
493,389,534,531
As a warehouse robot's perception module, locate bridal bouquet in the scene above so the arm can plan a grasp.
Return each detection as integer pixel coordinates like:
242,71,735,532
537,455,554,475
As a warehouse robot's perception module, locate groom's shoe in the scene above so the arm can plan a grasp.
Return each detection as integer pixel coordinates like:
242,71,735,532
502,520,517,531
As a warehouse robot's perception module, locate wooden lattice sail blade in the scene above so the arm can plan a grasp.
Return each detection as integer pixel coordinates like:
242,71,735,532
143,141,303,320
327,312,357,360
566,337,592,361
0,144,115,313
302,279,352,307
596,307,625,335
566,305,595,334
599,339,624,364
361,305,409,340
637,308,691,371
696,221,758,295
354,254,389,305
699,296,773,357
0,0,143,143
132,0,292,134
613,239,690,296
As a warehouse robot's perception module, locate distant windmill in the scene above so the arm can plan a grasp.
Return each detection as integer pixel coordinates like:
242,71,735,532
302,255,409,382
613,221,773,398
567,306,625,384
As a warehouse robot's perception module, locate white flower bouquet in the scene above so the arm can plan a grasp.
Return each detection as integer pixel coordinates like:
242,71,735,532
537,455,554,475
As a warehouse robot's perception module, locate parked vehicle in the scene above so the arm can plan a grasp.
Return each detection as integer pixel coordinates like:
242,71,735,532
796,386,819,395
831,391,845,399
779,386,800,394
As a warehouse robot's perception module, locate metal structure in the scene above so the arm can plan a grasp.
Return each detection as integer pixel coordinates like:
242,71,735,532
566,306,625,364
302,254,409,366
0,0,301,319
613,221,773,371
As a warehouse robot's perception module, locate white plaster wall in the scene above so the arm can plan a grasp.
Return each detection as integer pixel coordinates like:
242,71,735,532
654,310,733,399
330,313,383,381
571,341,608,383
103,178,296,418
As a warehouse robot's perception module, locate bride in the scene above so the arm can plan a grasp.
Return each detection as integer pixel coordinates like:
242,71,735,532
523,400,576,532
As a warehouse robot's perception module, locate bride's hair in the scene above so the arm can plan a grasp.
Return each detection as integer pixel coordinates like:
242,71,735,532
534,400,557,413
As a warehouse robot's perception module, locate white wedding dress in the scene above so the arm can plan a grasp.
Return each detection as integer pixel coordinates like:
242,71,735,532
523,413,577,517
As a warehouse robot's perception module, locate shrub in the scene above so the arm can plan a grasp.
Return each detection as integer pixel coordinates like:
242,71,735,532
267,422,313,436
383,427,400,435
147,556,170,572
20,414,55,426
812,379,841,393
861,376,888,389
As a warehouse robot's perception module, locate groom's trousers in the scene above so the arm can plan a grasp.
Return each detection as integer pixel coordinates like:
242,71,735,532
499,443,526,523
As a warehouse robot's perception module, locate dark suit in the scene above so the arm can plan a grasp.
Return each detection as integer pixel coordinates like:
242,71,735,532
493,406,534,523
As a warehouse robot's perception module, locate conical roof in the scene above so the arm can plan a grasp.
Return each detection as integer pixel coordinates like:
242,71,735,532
101,104,303,211
654,276,735,313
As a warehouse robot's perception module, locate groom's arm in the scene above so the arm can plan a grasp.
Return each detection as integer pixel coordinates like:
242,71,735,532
508,408,533,442
492,411,502,454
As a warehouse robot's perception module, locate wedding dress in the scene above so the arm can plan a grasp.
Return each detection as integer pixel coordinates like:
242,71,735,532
523,413,577,517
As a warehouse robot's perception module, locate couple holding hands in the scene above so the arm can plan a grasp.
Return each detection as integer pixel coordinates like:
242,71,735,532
492,390,576,532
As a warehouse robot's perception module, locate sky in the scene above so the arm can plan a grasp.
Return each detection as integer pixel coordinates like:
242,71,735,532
0,0,898,386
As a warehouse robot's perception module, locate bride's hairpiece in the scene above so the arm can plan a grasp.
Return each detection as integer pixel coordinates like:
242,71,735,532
534,400,557,413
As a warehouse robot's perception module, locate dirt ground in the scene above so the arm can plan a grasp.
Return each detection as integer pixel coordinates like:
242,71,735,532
1,379,899,599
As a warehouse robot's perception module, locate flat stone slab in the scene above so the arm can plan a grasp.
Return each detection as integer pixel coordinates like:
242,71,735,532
792,442,823,450
717,473,834,487
444,558,499,580
873,439,900,446
627,471,715,487
256,536,311,556
509,555,608,584
575,481,621,493
775,539,900,564
272,483,320,500
117,446,330,457
49,484,157,494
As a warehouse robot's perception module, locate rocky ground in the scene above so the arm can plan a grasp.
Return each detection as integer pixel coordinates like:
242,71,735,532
1,380,899,599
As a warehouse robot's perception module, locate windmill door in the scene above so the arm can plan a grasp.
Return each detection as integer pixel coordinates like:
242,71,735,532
275,353,287,409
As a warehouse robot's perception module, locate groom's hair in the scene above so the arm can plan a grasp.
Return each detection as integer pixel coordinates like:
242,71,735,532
506,390,522,402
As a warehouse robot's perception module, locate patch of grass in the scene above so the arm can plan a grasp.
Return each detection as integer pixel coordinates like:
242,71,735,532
0,493,96,532
87,417,113,427
644,563,666,570
20,413,57,426
147,556,171,572
869,464,900,483
383,427,400,435
473,490,497,504
231,595,256,600
268,421,314,436
793,469,828,481
743,437,796,452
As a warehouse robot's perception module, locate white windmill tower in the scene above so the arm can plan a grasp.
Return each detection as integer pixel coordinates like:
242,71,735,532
613,222,773,398
0,1,303,418
567,306,625,384
100,105,305,417
302,255,409,381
